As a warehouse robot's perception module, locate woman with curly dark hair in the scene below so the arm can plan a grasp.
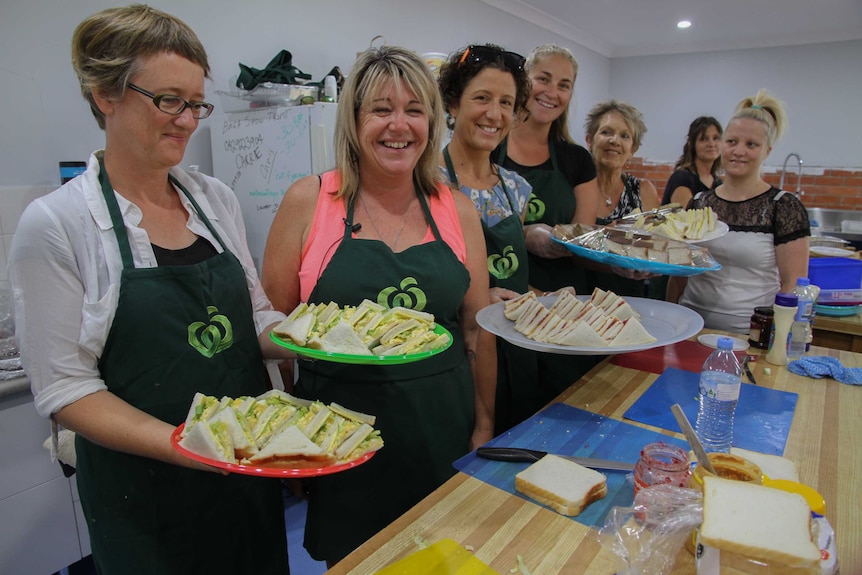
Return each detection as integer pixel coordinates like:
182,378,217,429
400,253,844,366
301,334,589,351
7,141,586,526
437,44,541,433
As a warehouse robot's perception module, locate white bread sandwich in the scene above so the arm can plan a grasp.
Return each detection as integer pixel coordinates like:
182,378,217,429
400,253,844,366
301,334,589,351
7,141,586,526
272,303,318,346
700,475,821,569
208,404,258,459
550,320,609,348
179,419,237,464
246,424,334,467
308,320,372,355
181,392,221,437
610,317,656,346
515,454,607,516
503,291,538,321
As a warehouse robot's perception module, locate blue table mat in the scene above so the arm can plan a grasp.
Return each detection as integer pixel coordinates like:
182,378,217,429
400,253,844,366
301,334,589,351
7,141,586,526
623,367,798,455
452,403,687,529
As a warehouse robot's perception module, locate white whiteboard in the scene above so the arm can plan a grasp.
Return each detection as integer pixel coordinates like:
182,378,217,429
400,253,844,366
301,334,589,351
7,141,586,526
210,103,337,272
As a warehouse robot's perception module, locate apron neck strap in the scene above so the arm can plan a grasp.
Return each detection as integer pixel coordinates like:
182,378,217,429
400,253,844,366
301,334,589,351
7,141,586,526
98,156,134,269
98,157,229,270
446,145,516,212
496,136,560,171
345,184,445,243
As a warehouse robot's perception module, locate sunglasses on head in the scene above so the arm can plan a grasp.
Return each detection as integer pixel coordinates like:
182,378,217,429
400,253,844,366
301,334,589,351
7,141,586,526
458,45,525,72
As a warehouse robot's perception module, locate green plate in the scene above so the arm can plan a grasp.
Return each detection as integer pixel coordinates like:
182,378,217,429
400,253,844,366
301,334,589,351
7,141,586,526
814,303,861,317
269,324,453,365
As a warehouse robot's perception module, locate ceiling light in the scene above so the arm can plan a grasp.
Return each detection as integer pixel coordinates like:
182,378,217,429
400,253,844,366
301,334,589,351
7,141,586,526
677,20,692,29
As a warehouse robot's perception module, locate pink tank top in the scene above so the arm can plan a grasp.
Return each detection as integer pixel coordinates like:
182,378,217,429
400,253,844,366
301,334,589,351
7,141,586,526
299,171,467,302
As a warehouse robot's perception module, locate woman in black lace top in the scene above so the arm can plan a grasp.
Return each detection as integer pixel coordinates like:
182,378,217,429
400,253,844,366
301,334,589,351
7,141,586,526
668,90,810,334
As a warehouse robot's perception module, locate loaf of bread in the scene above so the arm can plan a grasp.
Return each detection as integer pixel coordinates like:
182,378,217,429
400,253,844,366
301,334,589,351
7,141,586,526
514,454,607,516
700,476,820,568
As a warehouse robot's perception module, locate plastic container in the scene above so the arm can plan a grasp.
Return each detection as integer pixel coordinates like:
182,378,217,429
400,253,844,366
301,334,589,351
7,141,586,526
632,442,691,494
748,306,774,349
322,75,338,103
765,292,798,366
695,337,742,453
808,257,862,304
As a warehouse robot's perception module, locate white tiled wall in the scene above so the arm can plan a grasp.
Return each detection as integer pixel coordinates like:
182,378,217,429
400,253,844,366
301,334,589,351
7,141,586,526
1,186,52,281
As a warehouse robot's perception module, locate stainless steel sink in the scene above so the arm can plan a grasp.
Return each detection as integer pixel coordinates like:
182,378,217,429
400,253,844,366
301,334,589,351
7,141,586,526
808,207,862,246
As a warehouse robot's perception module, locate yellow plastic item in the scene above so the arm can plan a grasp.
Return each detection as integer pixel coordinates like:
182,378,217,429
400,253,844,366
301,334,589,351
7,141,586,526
375,538,500,575
763,478,826,515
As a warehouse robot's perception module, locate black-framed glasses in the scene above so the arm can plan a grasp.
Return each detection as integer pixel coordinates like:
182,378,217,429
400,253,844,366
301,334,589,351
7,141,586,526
457,45,525,72
126,83,214,119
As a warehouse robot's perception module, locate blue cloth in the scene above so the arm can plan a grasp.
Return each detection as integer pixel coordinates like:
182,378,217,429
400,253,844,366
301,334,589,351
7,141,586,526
787,356,862,385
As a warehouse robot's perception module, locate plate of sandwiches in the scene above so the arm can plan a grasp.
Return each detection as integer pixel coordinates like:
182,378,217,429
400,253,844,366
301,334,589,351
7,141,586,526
623,207,729,244
477,288,704,355
551,224,721,276
270,299,453,365
171,390,383,477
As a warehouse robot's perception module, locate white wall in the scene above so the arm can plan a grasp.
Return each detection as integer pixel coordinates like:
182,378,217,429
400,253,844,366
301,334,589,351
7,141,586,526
0,0,608,187
609,40,862,169
1,0,860,189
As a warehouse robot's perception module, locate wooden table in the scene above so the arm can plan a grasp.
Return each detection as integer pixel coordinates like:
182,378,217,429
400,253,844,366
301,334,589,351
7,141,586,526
327,338,862,575
814,310,862,352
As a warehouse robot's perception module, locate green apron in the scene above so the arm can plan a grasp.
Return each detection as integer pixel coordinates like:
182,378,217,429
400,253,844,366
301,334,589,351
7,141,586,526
443,148,540,434
75,160,289,575
297,185,473,563
497,140,603,396
497,139,588,294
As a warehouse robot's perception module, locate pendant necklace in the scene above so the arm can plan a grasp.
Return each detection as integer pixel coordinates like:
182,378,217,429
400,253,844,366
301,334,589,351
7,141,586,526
360,191,415,250
600,188,613,206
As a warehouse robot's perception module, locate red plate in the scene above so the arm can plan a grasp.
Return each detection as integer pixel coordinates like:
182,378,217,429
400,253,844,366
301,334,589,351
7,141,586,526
170,423,376,478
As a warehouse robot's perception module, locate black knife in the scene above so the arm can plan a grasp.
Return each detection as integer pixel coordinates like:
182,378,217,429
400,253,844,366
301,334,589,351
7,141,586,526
476,446,634,472
742,355,758,385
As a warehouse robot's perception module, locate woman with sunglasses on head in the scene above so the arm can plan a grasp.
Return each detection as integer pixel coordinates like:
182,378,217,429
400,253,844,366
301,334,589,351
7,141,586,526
7,6,292,574
262,46,494,566
438,45,547,433
668,90,809,333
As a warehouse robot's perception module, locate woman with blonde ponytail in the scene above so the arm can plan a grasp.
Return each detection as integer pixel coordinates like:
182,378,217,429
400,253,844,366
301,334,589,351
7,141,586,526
668,90,810,333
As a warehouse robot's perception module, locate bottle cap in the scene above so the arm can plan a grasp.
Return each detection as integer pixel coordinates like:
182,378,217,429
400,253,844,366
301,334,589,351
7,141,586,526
796,277,810,286
774,292,798,307
716,336,734,350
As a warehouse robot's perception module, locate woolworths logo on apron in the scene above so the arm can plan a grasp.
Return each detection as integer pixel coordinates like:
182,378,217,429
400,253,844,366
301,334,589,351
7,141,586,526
525,193,545,223
377,277,427,311
187,306,234,358
489,245,519,280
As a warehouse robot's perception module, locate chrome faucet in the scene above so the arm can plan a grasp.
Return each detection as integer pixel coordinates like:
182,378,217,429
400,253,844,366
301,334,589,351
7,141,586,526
779,152,804,197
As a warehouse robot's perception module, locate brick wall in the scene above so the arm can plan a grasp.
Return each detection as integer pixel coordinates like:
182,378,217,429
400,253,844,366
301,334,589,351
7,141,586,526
626,157,862,210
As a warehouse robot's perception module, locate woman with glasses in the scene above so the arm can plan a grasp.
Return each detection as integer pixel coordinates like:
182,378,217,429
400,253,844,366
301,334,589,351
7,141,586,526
437,44,549,433
262,45,494,566
7,6,291,574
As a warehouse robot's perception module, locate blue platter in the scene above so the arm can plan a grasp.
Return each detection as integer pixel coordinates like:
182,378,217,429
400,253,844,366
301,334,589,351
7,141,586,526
550,235,722,277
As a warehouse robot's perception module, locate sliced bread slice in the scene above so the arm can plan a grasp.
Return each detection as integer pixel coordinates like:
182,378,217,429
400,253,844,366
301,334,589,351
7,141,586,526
700,475,820,568
514,454,607,516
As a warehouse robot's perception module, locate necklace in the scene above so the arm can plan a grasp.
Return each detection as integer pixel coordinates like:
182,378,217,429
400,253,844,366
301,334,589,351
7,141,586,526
360,192,415,250
599,188,613,206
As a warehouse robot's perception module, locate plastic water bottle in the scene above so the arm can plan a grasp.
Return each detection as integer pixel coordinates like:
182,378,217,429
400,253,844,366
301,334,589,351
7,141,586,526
794,278,818,351
789,278,815,358
696,336,742,453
